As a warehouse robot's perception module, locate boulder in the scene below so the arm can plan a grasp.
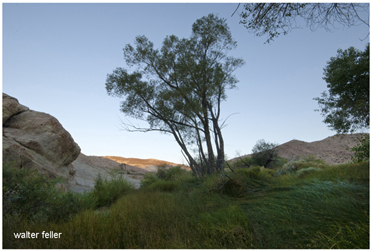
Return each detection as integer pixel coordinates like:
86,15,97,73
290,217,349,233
3,93,29,124
3,93,80,180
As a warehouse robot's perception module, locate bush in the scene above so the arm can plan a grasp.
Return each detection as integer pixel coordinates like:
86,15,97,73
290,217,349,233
3,163,61,221
3,163,96,222
46,191,96,222
93,173,133,208
140,172,159,188
251,139,279,168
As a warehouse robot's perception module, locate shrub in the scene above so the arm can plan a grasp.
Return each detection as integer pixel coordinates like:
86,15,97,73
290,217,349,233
156,164,168,179
46,191,96,222
93,173,133,208
3,163,61,221
3,163,96,222
251,139,279,168
140,172,159,188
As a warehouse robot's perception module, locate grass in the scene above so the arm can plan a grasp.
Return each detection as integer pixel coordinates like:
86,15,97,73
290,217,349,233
3,162,369,249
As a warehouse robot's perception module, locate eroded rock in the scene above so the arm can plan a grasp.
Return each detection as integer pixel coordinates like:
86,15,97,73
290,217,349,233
3,93,80,180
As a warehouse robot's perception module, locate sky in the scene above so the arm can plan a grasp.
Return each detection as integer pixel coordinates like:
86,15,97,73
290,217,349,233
3,3,370,165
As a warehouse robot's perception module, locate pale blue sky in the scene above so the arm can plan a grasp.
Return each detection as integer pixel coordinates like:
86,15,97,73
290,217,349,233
3,3,370,164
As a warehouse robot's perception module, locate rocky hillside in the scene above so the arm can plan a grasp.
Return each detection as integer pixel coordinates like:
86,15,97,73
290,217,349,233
230,134,367,165
2,93,164,193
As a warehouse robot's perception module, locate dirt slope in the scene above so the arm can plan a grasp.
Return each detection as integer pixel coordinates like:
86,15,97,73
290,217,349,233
230,133,367,165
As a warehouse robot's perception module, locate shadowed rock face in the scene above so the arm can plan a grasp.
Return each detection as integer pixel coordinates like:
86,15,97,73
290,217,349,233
3,93,80,179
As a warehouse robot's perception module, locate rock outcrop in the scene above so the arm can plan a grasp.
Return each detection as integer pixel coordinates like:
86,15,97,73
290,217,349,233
3,93,80,180
69,154,146,193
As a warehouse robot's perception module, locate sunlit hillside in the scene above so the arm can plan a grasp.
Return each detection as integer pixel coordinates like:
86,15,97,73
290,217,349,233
102,156,190,171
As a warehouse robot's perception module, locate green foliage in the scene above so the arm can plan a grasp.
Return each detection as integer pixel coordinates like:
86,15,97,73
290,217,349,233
315,44,369,133
276,155,328,176
232,156,253,168
236,166,261,179
141,166,192,190
351,134,370,163
140,172,159,187
157,166,191,181
251,139,279,168
93,173,133,208
3,163,58,220
239,3,369,43
3,163,134,223
3,164,96,223
3,161,369,249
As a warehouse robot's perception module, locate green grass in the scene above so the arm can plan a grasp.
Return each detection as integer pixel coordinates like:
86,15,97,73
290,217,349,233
3,161,369,249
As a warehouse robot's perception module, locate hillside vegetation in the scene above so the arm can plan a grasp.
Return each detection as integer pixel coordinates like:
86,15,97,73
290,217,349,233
3,157,369,249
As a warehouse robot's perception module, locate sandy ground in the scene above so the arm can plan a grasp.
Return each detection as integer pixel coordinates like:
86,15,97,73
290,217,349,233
67,154,147,193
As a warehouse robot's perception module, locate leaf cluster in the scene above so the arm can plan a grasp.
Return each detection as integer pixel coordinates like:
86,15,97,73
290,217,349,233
314,44,369,133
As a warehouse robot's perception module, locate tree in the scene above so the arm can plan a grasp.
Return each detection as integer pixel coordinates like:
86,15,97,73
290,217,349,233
251,139,279,168
105,14,245,177
314,44,369,134
238,3,369,43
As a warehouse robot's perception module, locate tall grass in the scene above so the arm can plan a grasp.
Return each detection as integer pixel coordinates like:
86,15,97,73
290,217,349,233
3,161,369,249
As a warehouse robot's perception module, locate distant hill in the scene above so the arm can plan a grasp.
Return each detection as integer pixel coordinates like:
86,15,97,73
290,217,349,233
102,156,190,172
230,133,368,165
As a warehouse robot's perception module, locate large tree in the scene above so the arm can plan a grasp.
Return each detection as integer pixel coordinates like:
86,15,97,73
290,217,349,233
314,44,369,134
238,3,369,43
106,14,244,177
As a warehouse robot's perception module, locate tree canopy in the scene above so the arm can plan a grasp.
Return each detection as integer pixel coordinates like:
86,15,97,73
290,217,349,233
106,14,244,177
238,3,369,43
314,44,369,134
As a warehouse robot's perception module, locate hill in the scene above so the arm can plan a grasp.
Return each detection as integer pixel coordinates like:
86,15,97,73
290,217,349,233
102,156,190,171
230,133,367,165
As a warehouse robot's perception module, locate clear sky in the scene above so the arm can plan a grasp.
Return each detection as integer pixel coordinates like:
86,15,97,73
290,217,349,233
3,3,370,164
